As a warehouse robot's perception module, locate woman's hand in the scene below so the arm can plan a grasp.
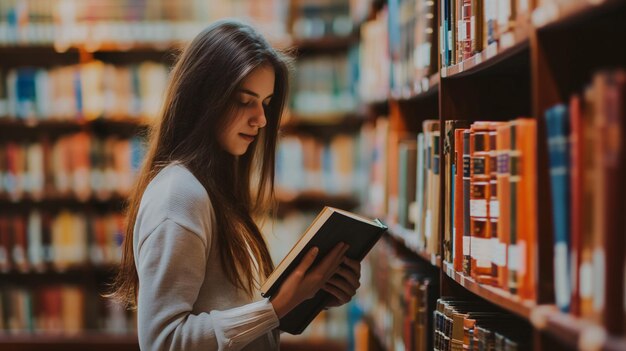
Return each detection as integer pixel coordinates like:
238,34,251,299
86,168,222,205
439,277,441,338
323,258,361,308
270,242,349,318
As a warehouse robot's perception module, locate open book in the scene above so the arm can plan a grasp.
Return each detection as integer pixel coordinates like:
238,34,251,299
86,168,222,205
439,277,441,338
261,206,387,334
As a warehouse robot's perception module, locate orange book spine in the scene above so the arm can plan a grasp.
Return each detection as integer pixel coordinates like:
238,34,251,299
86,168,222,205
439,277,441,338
516,118,537,301
569,93,583,316
496,123,511,289
470,122,493,284
488,122,503,283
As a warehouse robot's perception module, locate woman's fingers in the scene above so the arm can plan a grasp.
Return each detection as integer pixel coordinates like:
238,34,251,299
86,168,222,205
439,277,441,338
294,246,319,276
342,258,361,278
314,243,349,278
323,281,352,304
334,266,360,289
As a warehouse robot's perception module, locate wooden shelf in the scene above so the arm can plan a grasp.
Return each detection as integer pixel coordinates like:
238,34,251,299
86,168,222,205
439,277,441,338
533,0,626,31
281,338,348,351
291,35,358,55
0,195,127,209
276,190,359,213
0,118,150,137
0,333,138,351
442,262,536,320
391,73,440,102
542,311,626,351
441,36,529,79
281,112,366,135
0,264,119,277
386,224,441,268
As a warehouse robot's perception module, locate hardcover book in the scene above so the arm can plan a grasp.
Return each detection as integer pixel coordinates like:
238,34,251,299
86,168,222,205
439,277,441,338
260,206,387,334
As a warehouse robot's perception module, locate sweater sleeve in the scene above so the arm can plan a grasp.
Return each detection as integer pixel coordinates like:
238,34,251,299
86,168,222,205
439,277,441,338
136,218,279,351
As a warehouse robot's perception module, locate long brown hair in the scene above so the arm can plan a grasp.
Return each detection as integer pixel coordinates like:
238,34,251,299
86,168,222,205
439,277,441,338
110,20,292,308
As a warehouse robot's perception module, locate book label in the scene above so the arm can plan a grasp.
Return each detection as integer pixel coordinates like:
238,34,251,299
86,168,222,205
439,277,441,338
470,199,487,217
471,237,491,268
593,249,605,311
489,200,499,218
472,157,486,175
463,236,471,256
579,261,593,298
555,242,571,309
508,244,519,270
494,241,507,267
517,241,527,275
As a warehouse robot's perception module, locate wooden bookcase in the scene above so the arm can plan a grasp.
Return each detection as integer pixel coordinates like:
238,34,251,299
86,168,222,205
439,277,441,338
0,20,360,351
369,0,626,350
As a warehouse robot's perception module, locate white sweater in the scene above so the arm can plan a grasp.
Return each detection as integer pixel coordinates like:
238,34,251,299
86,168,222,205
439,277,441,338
133,163,280,351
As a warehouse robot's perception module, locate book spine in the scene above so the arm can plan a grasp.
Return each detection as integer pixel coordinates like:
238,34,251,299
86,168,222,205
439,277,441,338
517,118,537,301
579,86,596,317
463,130,472,275
601,70,625,334
545,104,571,312
454,129,467,272
489,122,500,284
470,122,493,283
569,94,582,316
508,122,519,295
495,124,511,289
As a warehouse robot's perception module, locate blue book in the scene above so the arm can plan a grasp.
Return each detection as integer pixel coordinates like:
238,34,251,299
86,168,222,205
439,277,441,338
545,104,571,312
16,68,37,119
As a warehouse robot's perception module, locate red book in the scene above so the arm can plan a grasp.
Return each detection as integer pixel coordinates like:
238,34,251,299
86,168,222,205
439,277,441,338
601,70,626,334
569,93,583,316
454,128,467,272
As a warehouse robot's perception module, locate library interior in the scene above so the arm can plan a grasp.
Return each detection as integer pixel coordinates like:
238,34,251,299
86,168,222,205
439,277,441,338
0,0,625,350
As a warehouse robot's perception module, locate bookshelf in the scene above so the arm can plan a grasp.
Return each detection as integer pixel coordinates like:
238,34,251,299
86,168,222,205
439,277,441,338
355,0,626,350
0,1,363,350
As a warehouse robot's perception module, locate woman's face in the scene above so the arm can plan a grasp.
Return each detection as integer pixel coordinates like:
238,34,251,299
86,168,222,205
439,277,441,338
219,65,275,156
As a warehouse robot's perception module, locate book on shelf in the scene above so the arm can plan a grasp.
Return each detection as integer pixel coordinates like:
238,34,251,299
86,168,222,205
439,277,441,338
0,210,125,273
544,103,571,312
398,139,418,229
357,237,436,351
260,206,387,335
443,120,470,267
546,69,626,333
0,284,135,334
0,132,144,202
276,133,363,196
434,298,530,351
441,118,537,301
1,61,168,121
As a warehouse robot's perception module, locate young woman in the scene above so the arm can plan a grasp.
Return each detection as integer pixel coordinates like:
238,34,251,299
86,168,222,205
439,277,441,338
110,20,362,350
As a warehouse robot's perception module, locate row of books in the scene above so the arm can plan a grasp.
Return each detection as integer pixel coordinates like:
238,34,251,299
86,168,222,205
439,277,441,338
276,133,368,196
359,0,438,102
0,284,134,335
291,0,353,39
433,298,529,350
358,12,390,102
543,70,625,334
291,54,358,117
0,0,288,48
0,210,125,273
356,238,435,351
387,0,438,96
440,0,525,67
0,133,144,202
440,118,538,300
0,61,168,121
360,117,443,256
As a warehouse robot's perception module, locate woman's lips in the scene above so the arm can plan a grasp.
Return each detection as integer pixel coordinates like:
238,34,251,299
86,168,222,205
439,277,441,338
239,133,255,142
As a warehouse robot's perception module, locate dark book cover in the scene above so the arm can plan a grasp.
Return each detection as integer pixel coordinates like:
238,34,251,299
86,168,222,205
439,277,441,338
260,207,387,334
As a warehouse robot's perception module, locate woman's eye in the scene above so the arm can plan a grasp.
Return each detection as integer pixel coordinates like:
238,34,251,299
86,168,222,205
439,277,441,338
239,100,253,106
